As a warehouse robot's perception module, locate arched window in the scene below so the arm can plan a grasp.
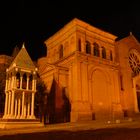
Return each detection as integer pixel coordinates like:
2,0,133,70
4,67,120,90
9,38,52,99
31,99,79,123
59,45,63,59
78,39,81,51
110,50,113,61
102,47,106,59
86,41,91,54
16,72,20,88
22,73,27,89
93,42,100,57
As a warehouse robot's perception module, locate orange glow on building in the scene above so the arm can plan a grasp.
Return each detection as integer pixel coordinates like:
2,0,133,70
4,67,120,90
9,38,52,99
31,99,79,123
1,18,140,128
38,18,140,123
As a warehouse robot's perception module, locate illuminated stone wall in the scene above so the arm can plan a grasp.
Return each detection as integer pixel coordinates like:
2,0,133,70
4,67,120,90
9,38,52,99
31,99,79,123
38,18,140,122
116,35,140,116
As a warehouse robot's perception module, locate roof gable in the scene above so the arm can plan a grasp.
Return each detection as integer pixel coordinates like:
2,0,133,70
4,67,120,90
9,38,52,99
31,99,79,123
116,33,140,46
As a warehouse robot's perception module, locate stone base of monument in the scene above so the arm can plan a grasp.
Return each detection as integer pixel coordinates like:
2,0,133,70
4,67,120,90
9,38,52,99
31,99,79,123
0,119,43,129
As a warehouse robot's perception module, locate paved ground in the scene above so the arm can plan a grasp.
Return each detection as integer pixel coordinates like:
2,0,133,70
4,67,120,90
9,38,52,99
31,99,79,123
0,118,140,140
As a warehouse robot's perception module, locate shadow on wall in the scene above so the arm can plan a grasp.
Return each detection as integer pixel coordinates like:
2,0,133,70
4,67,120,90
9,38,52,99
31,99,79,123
47,79,71,124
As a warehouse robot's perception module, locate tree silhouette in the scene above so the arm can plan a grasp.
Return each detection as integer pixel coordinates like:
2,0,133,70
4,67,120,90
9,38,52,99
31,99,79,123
35,76,48,124
0,64,7,117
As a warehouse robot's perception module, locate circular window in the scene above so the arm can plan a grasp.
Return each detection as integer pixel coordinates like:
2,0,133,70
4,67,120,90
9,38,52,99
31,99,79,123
129,50,140,76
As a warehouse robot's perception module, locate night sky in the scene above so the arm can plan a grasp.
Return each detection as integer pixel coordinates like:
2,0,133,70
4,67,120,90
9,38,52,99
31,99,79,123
0,0,140,60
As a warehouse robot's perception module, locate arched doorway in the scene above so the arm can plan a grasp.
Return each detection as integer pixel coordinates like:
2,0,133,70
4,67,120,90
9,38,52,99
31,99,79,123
136,84,140,111
136,85,140,111
133,77,140,113
91,69,111,120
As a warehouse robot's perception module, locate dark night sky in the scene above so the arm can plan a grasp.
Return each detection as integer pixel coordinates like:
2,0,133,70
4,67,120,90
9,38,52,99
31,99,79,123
0,0,140,60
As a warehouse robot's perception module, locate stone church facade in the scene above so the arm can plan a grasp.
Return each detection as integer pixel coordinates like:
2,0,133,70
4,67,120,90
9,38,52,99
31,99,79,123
37,18,140,123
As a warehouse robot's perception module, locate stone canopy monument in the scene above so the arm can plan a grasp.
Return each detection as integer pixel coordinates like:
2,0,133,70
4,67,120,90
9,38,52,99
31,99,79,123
0,44,41,129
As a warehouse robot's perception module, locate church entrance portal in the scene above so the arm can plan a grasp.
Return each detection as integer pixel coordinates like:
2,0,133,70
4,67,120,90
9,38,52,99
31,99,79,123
136,84,140,111
91,70,111,120
133,76,140,113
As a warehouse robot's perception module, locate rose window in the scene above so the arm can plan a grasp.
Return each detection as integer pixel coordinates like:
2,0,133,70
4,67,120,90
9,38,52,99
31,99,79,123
129,51,140,76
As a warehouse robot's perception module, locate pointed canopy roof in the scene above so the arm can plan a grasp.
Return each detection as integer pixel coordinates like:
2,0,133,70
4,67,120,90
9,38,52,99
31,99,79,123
9,43,36,70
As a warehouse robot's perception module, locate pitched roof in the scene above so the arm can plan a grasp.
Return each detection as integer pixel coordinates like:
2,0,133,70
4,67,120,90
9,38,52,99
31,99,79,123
116,33,140,47
9,44,35,70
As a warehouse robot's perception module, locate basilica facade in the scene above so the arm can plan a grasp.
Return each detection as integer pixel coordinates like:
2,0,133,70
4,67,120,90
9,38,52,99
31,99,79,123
37,18,140,123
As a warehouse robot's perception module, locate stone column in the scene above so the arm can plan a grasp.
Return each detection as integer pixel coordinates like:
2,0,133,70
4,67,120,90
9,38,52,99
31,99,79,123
11,74,15,89
10,76,13,90
32,77,35,91
21,91,25,118
11,74,16,89
7,79,9,91
17,96,21,118
13,75,16,89
27,95,31,118
26,75,29,90
31,92,35,119
24,98,27,119
7,92,11,117
10,91,15,118
20,75,23,89
15,97,18,118
3,92,8,118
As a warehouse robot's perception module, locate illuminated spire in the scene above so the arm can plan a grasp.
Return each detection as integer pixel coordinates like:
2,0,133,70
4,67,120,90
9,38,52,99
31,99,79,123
130,31,133,36
22,42,25,48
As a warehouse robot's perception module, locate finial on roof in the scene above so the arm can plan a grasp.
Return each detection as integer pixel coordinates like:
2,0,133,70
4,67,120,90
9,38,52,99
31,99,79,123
22,42,25,48
130,31,133,36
